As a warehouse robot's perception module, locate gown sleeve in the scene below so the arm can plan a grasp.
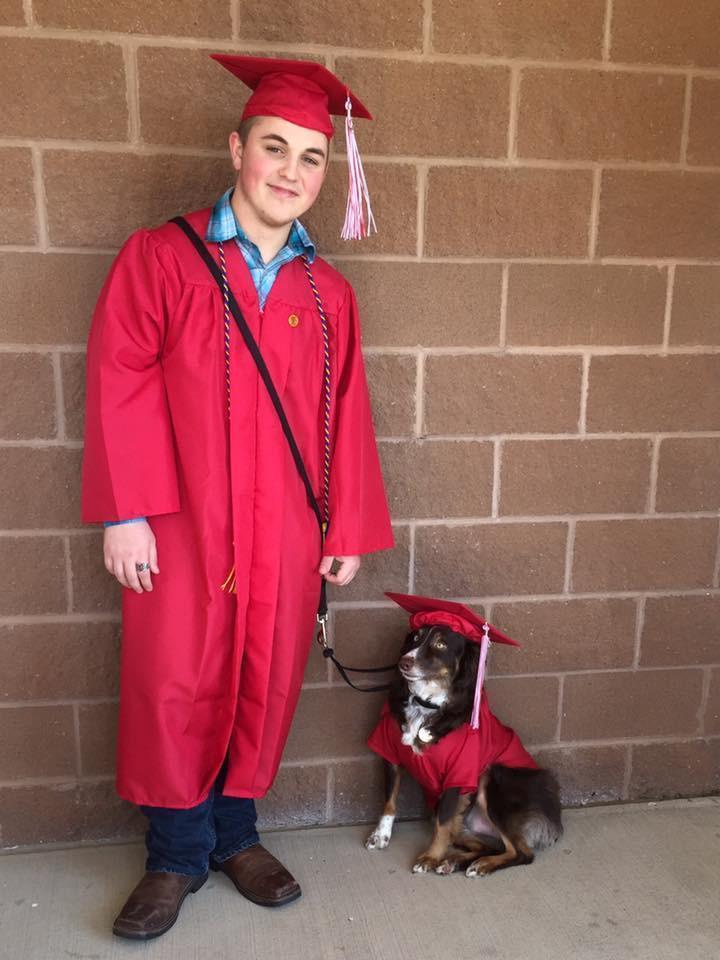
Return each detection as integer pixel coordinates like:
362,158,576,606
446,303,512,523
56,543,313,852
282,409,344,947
81,229,182,523
322,282,394,557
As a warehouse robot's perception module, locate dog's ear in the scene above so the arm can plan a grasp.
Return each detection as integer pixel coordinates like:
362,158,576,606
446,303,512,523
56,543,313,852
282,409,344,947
388,637,412,717
445,639,479,722
456,639,480,697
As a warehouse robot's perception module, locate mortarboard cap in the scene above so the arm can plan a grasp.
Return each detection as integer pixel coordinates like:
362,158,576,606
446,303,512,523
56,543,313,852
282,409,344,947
210,54,371,138
385,592,520,647
386,591,520,730
211,54,376,240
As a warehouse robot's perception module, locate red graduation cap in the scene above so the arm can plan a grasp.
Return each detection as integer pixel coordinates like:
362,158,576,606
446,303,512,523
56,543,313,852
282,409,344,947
210,54,371,137
211,54,376,240
386,592,520,730
386,592,520,647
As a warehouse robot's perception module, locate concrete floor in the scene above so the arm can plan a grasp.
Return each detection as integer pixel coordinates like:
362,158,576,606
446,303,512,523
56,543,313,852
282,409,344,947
1,797,719,960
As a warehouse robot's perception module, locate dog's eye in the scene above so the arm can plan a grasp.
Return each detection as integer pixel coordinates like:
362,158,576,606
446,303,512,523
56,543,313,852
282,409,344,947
433,639,446,651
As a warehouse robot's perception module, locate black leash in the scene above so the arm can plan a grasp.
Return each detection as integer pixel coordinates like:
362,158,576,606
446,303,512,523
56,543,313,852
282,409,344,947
319,643,396,693
171,216,394,693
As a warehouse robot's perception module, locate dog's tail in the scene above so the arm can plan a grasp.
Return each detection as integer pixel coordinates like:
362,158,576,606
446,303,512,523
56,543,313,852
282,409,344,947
486,765,563,851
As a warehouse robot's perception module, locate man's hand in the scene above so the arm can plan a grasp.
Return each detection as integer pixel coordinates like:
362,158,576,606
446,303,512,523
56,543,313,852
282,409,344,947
318,555,360,587
103,520,159,593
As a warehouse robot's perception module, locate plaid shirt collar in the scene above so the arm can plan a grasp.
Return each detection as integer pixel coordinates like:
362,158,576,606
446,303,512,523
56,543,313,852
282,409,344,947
206,187,315,265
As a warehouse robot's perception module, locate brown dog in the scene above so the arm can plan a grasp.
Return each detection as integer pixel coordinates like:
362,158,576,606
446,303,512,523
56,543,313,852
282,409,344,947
366,624,562,876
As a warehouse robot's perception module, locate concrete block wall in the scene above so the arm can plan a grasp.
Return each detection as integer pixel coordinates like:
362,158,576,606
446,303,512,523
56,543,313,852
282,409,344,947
1,0,719,848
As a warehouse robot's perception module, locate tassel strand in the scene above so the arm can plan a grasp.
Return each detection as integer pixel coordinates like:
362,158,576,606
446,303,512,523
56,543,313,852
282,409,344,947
341,95,376,241
470,624,491,730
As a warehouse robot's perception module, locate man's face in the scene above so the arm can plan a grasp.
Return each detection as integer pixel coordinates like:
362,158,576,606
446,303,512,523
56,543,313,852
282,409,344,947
229,116,329,231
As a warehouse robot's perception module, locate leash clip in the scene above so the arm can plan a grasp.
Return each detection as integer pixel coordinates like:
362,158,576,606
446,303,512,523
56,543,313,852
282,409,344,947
316,612,329,650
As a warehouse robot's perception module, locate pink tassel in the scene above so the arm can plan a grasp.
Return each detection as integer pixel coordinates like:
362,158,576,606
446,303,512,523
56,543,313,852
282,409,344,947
470,624,491,730
341,95,376,241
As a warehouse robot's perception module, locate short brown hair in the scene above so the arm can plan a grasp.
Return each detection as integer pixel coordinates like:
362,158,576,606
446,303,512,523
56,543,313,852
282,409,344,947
237,116,261,144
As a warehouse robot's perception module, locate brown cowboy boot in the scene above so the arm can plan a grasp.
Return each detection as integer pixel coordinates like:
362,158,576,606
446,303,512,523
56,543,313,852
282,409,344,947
112,870,208,940
211,844,301,907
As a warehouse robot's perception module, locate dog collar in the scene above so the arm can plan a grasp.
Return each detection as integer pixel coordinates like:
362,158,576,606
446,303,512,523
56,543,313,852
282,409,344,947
411,694,441,710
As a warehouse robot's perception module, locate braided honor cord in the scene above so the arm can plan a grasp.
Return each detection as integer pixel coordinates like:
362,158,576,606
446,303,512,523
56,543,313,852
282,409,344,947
217,241,232,417
217,243,332,536
301,255,332,535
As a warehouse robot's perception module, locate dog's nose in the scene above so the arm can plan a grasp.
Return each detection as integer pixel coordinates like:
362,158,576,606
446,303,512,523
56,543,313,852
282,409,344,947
399,655,414,671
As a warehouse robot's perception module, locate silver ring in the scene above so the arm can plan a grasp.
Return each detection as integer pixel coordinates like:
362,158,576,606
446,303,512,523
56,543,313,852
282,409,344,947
135,562,150,573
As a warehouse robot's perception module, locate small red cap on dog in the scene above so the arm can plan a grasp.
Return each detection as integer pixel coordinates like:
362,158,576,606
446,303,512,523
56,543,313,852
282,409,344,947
385,592,520,647
386,592,520,729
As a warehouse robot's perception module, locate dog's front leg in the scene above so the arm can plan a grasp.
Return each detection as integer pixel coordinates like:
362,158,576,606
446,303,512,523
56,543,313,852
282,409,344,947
365,762,402,850
412,787,461,873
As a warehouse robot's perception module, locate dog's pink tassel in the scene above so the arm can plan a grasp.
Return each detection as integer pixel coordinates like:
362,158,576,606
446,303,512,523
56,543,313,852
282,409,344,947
341,95,376,241
470,624,491,730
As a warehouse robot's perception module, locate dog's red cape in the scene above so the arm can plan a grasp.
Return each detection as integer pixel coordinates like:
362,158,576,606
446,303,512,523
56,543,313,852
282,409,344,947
82,208,393,807
367,698,537,809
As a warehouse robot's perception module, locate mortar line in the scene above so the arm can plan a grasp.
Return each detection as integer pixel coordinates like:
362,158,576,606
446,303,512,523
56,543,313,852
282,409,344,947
230,0,240,40
408,523,416,592
414,351,425,437
2,27,718,77
646,437,661,513
578,353,590,435
602,0,614,62
621,744,633,800
498,263,509,347
713,520,720,588
50,352,66,441
507,66,520,159
588,167,602,260
554,675,564,741
327,588,720,609
491,439,502,518
415,164,428,259
697,668,713,735
422,0,432,54
64,535,74,613
680,73,693,163
325,765,335,823
632,596,646,669
73,703,82,779
123,41,141,144
563,520,576,593
30,146,48,250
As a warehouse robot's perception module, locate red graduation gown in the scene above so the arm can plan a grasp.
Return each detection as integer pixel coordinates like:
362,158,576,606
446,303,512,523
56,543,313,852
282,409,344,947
82,208,393,807
367,698,537,810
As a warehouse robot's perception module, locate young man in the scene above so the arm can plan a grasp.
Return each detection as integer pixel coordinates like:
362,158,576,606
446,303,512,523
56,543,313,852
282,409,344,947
82,56,393,940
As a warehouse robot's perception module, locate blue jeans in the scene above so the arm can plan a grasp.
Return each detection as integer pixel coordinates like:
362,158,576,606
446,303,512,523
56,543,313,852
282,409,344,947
140,762,260,876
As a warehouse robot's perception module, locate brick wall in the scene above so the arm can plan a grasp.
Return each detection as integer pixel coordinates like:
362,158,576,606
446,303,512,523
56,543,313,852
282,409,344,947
1,1,719,849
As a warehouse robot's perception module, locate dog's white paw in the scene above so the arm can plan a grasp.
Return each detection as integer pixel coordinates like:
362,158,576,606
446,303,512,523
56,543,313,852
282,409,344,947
365,830,390,850
435,859,456,876
465,859,492,878
412,855,439,874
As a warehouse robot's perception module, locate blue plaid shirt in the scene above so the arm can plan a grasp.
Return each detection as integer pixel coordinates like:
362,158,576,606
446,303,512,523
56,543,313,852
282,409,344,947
207,187,315,309
106,189,315,527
